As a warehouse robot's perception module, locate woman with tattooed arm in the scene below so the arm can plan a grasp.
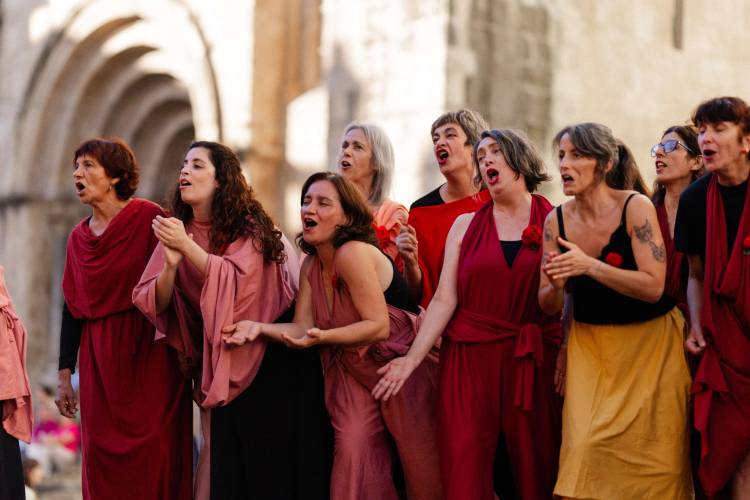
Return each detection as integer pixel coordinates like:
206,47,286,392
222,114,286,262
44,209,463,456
538,123,692,499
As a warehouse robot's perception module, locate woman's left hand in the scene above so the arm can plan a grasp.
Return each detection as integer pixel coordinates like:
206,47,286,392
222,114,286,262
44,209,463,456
281,328,325,349
152,216,191,253
543,237,599,280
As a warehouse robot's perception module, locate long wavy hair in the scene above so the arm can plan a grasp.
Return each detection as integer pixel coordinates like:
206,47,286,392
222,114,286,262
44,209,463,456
168,141,285,263
296,172,379,256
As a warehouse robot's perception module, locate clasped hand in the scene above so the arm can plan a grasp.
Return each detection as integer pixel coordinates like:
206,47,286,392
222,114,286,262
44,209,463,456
153,216,193,267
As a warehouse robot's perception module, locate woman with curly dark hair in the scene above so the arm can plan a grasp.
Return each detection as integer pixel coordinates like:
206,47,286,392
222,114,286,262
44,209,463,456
134,142,331,500
223,172,442,500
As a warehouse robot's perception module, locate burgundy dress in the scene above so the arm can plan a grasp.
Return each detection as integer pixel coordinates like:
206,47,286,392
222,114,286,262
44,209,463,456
692,176,750,496
439,196,562,499
62,199,192,500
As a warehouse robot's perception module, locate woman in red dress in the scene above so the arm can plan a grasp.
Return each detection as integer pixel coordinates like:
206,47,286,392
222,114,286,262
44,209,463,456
55,138,192,500
375,129,561,499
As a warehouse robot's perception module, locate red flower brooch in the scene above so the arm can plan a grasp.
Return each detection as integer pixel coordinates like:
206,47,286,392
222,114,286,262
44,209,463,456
373,224,391,248
605,252,623,267
743,235,750,256
521,225,543,250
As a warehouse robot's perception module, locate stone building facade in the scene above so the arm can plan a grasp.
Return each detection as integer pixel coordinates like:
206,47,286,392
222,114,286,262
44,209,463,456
1,0,748,380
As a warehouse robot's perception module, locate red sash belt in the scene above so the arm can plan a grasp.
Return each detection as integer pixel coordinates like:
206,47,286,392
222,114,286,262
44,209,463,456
446,308,561,411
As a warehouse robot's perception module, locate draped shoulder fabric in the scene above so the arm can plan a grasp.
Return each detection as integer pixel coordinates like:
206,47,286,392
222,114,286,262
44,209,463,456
692,175,750,496
62,199,192,500
0,266,33,444
373,199,408,267
656,203,689,318
133,222,305,500
408,190,489,307
439,195,562,500
307,255,442,500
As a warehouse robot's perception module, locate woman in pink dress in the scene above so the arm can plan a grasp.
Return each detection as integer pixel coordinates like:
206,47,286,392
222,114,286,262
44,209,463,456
224,172,442,500
133,141,331,500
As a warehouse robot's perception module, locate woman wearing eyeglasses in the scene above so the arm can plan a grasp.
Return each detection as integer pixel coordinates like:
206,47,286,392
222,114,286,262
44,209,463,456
651,126,704,318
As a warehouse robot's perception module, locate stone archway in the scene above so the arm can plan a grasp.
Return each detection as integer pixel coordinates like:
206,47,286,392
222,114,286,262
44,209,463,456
9,0,221,377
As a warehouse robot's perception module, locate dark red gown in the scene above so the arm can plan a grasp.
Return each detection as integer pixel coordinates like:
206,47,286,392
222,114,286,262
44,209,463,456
692,177,750,497
408,190,489,307
656,203,689,318
62,199,192,500
439,196,562,500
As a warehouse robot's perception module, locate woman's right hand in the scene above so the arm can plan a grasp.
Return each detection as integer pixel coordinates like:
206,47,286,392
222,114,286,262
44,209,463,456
55,370,78,418
162,242,184,269
685,324,707,355
372,356,418,401
542,250,567,290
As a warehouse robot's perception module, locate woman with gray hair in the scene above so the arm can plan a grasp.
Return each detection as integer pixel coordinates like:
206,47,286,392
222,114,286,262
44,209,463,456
539,122,692,498
337,122,408,267
374,129,562,499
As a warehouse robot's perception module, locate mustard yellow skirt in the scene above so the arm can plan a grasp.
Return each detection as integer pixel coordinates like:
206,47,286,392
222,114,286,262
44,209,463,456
554,308,693,500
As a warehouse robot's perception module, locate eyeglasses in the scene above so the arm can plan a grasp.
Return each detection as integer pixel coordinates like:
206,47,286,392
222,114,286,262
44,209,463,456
650,139,696,157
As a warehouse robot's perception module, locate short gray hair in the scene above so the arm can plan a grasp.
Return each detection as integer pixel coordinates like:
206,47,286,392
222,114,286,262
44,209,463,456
343,122,394,206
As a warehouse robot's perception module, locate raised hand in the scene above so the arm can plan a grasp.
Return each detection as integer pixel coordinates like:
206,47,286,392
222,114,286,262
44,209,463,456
152,216,191,253
396,225,419,266
372,356,417,401
222,320,263,346
543,237,599,281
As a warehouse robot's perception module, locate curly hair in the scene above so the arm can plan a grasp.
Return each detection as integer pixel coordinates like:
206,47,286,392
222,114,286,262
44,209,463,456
296,172,379,256
168,141,285,263
73,137,139,200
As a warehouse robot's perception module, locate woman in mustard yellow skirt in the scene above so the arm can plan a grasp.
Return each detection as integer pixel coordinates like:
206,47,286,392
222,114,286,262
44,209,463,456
539,122,692,499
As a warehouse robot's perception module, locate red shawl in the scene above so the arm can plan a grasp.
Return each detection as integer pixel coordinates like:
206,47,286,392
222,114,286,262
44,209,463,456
0,266,32,443
444,196,561,410
656,203,688,319
692,175,750,496
408,190,490,307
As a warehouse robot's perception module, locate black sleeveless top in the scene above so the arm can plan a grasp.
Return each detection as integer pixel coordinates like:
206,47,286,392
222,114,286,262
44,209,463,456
383,257,420,314
557,194,675,325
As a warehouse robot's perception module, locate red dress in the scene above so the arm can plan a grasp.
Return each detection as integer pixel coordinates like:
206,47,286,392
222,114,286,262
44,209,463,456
439,196,562,500
408,189,489,307
62,199,192,500
656,203,689,319
692,176,750,497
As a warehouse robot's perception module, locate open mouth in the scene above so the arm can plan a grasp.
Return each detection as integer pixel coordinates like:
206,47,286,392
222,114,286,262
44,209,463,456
179,179,192,189
75,182,85,193
486,168,499,184
436,149,449,165
655,160,667,172
302,218,318,229
702,148,716,159
561,174,574,184
340,160,351,169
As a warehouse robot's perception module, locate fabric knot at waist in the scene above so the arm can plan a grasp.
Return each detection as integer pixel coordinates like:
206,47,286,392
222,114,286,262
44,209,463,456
446,308,561,411
1,303,18,332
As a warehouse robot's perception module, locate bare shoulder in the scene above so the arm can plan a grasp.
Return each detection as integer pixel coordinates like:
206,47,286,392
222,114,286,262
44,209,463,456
448,212,475,240
624,192,657,224
334,240,378,265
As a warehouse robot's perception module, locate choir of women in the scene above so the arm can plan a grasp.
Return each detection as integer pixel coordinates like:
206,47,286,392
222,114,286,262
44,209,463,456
4,94,736,499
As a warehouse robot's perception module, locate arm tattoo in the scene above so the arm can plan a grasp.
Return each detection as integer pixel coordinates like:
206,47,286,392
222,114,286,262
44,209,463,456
544,224,553,242
633,219,666,262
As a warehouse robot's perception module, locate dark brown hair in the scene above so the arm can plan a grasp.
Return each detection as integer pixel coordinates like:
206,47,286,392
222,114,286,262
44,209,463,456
473,128,550,192
692,96,750,160
431,109,489,146
553,123,649,195
73,138,139,200
296,172,378,256
168,141,285,263
651,125,704,206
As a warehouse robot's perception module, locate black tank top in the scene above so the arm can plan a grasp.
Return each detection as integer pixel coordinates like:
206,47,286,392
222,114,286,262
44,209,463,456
557,194,675,325
383,257,420,314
